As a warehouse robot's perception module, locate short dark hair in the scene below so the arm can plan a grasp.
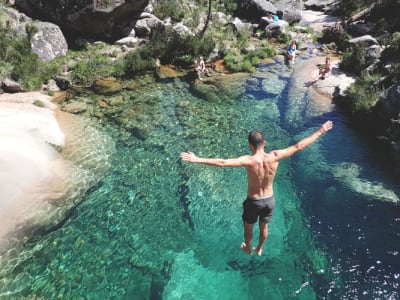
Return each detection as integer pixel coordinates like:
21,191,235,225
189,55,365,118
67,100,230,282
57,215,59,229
248,130,264,148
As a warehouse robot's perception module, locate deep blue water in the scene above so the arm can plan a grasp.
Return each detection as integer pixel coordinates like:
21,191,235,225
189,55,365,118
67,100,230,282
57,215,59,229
0,59,399,299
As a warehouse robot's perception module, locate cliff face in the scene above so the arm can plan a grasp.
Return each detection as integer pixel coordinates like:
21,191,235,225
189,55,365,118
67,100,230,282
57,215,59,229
14,0,150,40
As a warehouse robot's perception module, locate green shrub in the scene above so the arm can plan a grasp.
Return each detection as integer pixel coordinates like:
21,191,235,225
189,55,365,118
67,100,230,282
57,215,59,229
70,54,123,86
382,32,400,61
223,49,243,72
157,31,215,67
260,40,276,57
340,44,366,75
123,50,156,76
236,29,251,49
241,59,254,72
216,0,237,15
346,71,382,113
0,60,13,80
153,0,185,22
276,33,292,44
223,48,269,73
250,55,259,66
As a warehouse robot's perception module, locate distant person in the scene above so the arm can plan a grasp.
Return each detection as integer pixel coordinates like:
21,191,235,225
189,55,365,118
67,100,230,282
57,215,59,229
286,40,297,64
319,57,332,80
195,56,210,80
180,121,333,256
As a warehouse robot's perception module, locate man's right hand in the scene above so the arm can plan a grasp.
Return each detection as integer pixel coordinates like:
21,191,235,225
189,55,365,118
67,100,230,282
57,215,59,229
180,151,197,163
320,120,333,134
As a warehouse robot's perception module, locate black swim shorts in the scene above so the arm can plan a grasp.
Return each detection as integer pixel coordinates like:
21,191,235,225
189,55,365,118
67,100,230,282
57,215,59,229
242,195,276,224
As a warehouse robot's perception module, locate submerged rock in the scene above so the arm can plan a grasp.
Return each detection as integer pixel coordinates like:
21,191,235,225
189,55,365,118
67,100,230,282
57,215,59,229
193,72,249,102
93,77,123,95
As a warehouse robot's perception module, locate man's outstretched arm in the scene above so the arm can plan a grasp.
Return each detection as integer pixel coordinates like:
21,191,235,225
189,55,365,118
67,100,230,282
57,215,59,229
180,151,250,167
272,120,333,161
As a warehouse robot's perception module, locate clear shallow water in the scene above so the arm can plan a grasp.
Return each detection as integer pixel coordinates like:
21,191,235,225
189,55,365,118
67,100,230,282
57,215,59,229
1,59,400,299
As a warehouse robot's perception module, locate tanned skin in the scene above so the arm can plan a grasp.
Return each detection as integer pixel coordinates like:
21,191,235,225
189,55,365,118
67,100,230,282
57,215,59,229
180,121,333,256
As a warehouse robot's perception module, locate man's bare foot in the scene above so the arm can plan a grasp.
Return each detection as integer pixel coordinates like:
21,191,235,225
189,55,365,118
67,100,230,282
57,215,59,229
253,246,263,256
240,242,252,256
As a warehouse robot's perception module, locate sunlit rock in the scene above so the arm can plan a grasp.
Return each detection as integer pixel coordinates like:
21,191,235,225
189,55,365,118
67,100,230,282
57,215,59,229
0,91,114,274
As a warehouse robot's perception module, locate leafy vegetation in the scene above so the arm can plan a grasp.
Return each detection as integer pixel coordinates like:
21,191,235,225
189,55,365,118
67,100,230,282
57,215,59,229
276,32,292,44
223,41,275,73
153,0,185,22
340,44,366,75
345,71,382,113
69,46,124,86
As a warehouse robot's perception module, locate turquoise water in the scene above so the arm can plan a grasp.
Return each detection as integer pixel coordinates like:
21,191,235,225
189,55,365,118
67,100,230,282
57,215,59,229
1,59,400,299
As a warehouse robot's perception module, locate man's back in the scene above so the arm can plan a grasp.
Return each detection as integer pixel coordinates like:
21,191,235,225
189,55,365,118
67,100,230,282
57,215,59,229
245,151,278,199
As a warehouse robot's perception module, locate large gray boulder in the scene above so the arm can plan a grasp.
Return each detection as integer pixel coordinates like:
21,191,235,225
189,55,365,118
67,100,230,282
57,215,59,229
275,0,302,24
14,0,150,40
31,22,68,61
236,0,277,22
2,78,24,93
134,12,165,39
2,7,68,61
264,20,288,37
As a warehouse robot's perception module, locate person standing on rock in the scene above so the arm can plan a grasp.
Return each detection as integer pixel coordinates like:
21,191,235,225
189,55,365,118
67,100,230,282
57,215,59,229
180,121,333,256
286,40,297,64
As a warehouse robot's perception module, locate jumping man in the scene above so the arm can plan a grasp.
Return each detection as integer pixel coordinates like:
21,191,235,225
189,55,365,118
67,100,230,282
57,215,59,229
180,121,333,256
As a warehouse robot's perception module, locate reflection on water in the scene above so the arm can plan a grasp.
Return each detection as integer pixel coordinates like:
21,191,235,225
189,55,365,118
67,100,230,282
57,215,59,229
0,60,399,299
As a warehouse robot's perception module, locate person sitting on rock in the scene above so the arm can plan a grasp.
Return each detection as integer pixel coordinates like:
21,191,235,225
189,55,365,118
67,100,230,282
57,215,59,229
195,56,210,80
319,57,332,80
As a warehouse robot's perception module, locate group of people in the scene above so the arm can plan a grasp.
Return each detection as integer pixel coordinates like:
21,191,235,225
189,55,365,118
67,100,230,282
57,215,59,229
287,40,332,79
195,40,331,82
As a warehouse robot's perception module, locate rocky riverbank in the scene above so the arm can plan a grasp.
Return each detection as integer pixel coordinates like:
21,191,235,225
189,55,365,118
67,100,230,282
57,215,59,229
0,92,114,270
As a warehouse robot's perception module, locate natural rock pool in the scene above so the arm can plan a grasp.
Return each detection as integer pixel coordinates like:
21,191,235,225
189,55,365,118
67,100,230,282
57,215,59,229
1,57,399,299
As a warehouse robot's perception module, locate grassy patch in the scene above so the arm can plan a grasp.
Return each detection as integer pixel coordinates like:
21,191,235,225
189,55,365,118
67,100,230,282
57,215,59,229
33,99,45,107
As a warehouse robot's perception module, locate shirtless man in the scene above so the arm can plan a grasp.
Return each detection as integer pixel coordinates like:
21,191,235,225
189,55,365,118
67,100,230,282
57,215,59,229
180,121,333,256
